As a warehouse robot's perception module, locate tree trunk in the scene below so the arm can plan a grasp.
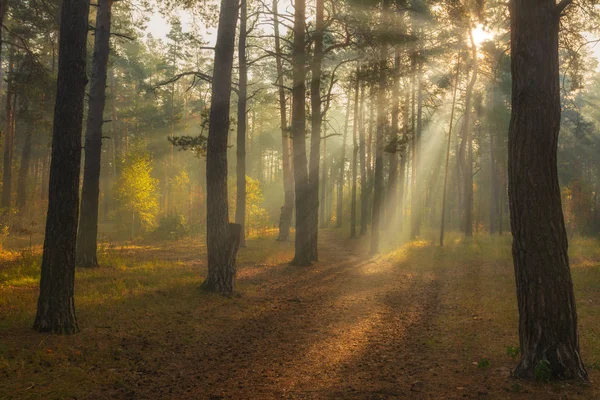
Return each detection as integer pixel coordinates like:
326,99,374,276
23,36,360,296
3,45,15,213
387,49,401,229
34,0,90,334
319,133,328,228
76,0,113,267
458,32,478,237
509,0,587,380
202,0,240,294
350,66,360,238
440,54,461,246
290,0,311,266
274,0,294,242
359,82,368,235
337,88,350,228
411,55,424,238
308,0,324,261
235,0,247,247
16,123,33,212
370,52,387,254
409,51,418,239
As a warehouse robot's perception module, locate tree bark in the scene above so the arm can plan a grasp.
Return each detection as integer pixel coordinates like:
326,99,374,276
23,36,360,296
459,31,478,237
440,55,461,246
290,0,311,266
307,0,324,261
387,49,401,229
370,52,387,254
350,66,360,238
319,132,328,228
16,122,33,212
509,0,587,380
2,45,15,213
235,0,247,247
203,0,240,294
76,0,113,267
337,88,350,228
359,82,368,236
34,0,90,334
274,0,294,242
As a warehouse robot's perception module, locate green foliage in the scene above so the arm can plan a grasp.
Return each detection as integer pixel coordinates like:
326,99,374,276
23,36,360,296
153,213,190,240
114,147,159,237
506,346,520,360
534,359,553,382
477,358,490,369
588,361,600,371
228,176,271,236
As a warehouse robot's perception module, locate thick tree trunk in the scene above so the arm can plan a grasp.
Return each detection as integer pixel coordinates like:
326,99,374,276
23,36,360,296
274,0,294,242
509,0,587,380
290,0,311,266
203,0,240,294
359,82,368,236
235,0,247,247
350,67,360,238
33,0,90,334
307,0,324,261
76,0,113,267
337,90,350,228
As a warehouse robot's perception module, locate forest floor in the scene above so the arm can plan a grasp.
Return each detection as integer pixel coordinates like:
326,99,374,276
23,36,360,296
2,229,600,399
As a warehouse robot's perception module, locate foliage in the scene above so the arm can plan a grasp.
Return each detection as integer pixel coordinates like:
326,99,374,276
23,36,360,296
534,359,553,382
228,176,271,236
113,147,160,237
506,346,520,360
153,213,190,240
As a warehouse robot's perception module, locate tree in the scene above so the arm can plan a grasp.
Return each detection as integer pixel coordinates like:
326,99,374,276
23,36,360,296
2,44,15,213
290,0,311,266
350,66,360,238
308,0,325,261
508,0,587,380
77,0,114,267
235,0,247,247
440,54,461,247
202,0,241,294
114,148,159,237
33,0,90,334
273,0,294,242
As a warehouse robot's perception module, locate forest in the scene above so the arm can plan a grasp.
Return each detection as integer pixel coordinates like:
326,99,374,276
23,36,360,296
2,0,600,398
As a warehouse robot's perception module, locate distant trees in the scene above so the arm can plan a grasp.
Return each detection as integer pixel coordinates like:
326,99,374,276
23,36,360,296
114,148,159,237
508,0,587,380
34,0,90,334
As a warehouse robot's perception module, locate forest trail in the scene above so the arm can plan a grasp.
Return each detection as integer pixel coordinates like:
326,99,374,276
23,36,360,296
101,231,516,400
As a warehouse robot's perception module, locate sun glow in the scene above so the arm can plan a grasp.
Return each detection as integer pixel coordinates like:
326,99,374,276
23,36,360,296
471,24,493,46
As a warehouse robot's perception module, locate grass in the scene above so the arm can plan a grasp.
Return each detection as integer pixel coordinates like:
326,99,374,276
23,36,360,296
1,230,600,399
